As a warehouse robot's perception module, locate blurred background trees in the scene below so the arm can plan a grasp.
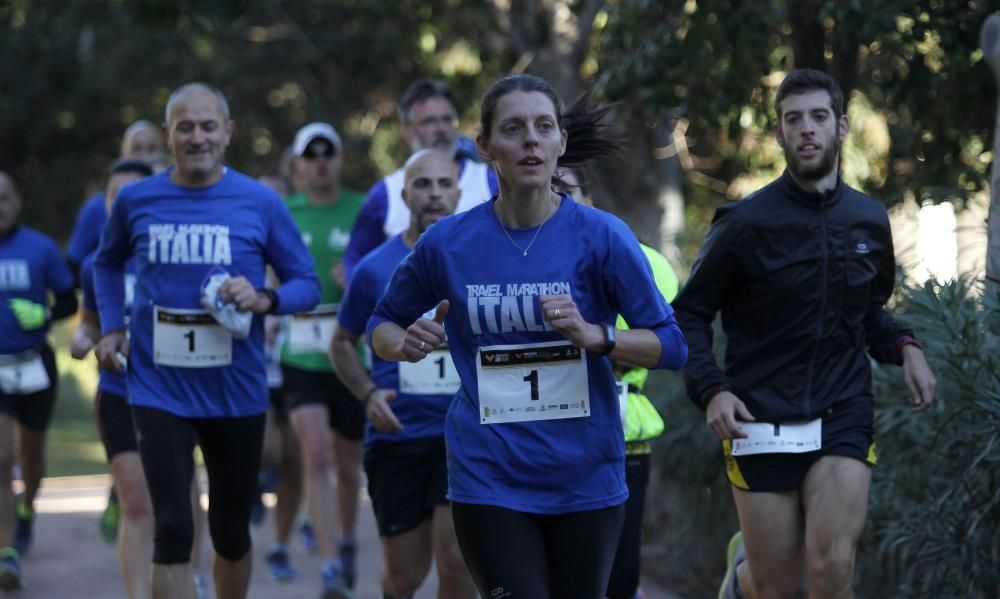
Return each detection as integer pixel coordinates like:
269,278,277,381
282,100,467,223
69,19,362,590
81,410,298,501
2,0,998,595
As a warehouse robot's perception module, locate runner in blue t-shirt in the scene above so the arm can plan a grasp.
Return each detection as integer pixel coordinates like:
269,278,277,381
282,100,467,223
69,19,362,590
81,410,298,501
368,75,688,598
0,172,78,590
333,149,475,599
92,83,321,599
70,159,156,599
65,119,169,549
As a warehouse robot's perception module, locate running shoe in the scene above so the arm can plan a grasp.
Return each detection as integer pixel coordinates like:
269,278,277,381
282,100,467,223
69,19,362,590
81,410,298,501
0,548,22,591
100,496,121,544
718,531,746,599
265,545,297,582
299,517,318,554
13,500,33,557
320,561,353,599
193,572,208,599
338,540,357,589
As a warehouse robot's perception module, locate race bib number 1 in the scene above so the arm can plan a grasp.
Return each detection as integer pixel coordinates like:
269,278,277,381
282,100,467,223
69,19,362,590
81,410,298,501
476,341,589,425
153,306,233,368
399,348,461,395
288,304,339,354
731,419,822,456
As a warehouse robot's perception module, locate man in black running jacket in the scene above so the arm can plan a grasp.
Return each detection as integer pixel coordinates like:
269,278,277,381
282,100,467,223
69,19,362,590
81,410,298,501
674,69,937,599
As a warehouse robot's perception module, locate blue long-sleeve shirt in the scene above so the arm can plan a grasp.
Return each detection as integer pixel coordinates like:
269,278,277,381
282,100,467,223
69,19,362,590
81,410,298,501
94,168,320,417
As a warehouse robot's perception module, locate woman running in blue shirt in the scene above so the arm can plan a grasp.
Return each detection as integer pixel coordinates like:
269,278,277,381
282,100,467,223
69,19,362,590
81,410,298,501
369,74,687,598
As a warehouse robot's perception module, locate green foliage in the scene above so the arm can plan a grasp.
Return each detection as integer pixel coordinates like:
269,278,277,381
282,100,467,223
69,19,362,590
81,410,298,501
597,0,995,221
0,0,507,242
861,277,1000,598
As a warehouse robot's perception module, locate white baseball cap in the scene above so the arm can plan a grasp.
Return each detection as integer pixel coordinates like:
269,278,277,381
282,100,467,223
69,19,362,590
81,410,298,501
292,122,343,156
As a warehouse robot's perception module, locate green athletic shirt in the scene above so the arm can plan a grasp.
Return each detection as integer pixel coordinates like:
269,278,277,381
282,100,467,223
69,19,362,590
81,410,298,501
280,189,366,372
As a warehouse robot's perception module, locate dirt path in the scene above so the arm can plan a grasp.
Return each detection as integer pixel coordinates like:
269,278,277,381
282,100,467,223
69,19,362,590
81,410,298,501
15,474,678,598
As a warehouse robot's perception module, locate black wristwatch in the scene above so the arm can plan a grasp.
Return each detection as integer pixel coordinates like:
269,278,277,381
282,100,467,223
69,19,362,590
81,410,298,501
598,322,616,356
260,288,280,314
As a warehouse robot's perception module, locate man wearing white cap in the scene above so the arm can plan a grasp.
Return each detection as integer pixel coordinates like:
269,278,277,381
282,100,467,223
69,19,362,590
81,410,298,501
279,122,366,598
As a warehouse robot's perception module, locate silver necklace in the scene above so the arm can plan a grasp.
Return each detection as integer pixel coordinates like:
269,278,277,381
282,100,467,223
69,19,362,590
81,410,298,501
495,198,556,256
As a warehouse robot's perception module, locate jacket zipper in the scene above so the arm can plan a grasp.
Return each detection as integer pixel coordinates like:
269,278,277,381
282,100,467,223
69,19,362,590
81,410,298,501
804,200,828,419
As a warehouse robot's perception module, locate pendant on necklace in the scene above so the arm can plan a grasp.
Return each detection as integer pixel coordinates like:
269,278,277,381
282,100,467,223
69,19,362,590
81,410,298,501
523,250,528,256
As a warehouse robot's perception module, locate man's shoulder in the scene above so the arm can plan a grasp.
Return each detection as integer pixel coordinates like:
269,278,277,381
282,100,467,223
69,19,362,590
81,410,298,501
366,172,397,200
15,225,59,249
356,236,406,281
840,184,889,219
222,169,280,198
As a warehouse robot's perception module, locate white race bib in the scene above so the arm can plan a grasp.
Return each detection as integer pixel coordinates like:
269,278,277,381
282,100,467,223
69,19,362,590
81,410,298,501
476,341,590,425
399,347,461,395
288,304,339,354
616,381,629,426
0,351,50,395
153,306,233,368
731,419,822,456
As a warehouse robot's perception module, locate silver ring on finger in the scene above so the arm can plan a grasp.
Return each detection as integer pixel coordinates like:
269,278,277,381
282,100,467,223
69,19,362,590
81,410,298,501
419,340,426,350
554,308,561,318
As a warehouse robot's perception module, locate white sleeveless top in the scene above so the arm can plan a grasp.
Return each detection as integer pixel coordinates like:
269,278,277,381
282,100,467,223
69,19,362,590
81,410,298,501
383,160,493,236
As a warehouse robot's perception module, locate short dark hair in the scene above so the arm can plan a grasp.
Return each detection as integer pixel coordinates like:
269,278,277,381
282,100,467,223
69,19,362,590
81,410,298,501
775,69,845,119
398,79,456,123
108,158,154,179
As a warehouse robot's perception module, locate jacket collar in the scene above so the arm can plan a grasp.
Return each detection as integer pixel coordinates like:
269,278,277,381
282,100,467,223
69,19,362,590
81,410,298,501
779,169,843,210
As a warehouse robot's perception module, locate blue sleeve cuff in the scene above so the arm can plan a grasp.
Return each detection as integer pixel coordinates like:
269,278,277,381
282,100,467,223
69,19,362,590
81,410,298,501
365,314,393,352
652,322,688,370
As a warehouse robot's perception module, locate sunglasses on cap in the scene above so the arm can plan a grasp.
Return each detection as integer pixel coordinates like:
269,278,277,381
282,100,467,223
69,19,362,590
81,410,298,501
302,142,336,159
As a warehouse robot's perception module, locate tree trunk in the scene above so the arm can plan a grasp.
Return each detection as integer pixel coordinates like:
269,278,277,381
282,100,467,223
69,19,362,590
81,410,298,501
982,14,1000,302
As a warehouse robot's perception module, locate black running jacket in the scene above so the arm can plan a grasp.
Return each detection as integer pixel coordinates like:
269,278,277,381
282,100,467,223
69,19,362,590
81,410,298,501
674,171,914,422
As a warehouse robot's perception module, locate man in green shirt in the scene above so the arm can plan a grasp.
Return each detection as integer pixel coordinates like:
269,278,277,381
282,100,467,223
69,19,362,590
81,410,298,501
280,122,367,598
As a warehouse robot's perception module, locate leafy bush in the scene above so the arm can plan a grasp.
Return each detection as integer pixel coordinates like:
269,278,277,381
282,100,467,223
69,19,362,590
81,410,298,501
860,278,1000,598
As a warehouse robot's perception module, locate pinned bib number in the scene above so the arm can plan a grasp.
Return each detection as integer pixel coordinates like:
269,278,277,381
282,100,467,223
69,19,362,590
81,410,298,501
399,347,460,395
616,381,629,425
0,351,50,395
731,419,822,456
476,341,589,425
153,306,233,368
288,304,339,354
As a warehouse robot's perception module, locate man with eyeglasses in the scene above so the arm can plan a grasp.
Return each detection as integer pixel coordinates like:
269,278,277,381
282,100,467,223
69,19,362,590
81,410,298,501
342,78,498,280
278,122,367,598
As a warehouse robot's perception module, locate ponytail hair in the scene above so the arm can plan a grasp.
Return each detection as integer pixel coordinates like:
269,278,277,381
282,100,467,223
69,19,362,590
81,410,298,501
479,74,622,189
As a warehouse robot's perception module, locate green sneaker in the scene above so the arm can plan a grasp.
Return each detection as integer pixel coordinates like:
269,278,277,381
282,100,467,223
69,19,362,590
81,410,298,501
100,497,121,544
0,547,22,591
718,531,745,599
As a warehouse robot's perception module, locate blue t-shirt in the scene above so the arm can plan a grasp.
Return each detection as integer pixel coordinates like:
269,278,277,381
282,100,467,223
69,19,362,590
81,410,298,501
94,168,321,418
81,251,135,398
368,197,687,514
338,234,451,449
67,193,107,268
0,225,75,353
